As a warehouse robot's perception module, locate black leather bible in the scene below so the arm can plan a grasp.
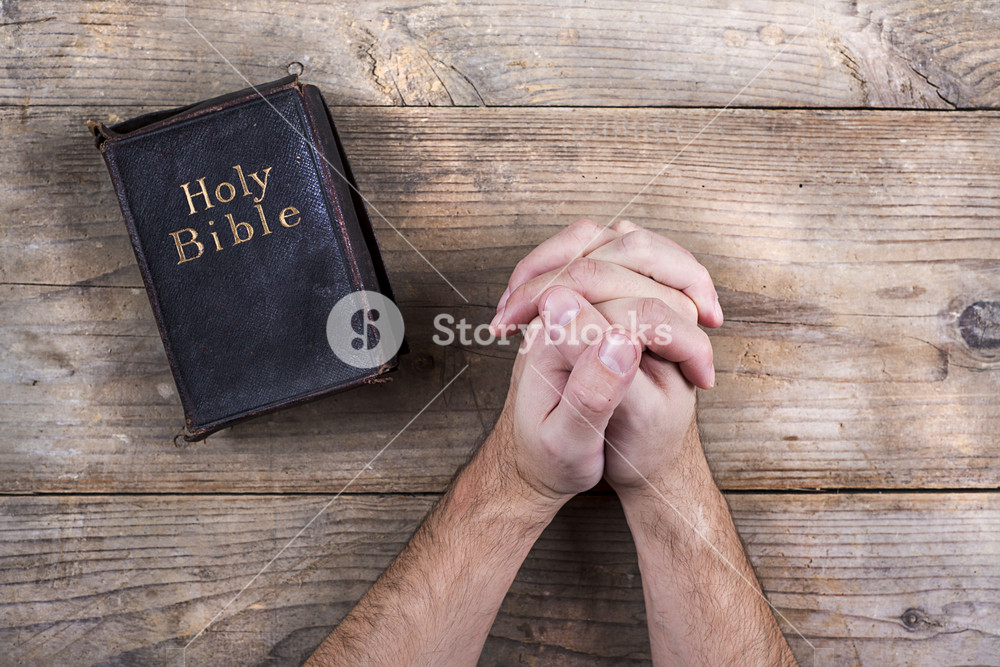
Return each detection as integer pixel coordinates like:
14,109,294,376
90,76,400,441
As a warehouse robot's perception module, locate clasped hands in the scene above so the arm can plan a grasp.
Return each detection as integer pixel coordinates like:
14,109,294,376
307,218,799,667
481,218,721,513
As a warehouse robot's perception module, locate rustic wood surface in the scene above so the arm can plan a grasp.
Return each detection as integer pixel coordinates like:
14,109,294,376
2,106,998,493
3,493,1000,667
4,1,1000,108
3,0,1000,665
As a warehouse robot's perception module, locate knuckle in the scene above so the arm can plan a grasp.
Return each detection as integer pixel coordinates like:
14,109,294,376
567,382,612,420
693,329,714,363
610,219,632,233
569,218,598,236
620,229,652,255
637,297,670,325
565,257,601,289
692,262,714,287
677,294,699,322
568,218,603,246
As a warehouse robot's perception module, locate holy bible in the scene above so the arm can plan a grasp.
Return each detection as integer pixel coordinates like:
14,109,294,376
90,76,401,441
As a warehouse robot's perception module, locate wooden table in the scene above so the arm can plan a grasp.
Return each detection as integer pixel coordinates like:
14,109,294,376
3,2,999,665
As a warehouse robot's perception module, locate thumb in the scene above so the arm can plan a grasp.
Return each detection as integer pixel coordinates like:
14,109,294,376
542,329,640,445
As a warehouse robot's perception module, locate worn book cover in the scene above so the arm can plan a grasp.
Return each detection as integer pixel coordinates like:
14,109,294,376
90,76,401,441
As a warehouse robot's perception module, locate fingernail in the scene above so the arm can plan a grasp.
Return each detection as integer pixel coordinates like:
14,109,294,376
496,287,510,313
599,331,636,374
543,288,579,328
714,295,723,323
709,365,716,388
490,307,504,334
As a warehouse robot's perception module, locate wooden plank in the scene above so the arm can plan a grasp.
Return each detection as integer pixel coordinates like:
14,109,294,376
1,492,998,665
2,106,999,491
0,283,493,494
3,0,1000,108
2,281,998,492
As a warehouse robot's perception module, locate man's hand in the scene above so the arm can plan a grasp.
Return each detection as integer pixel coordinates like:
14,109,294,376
488,320,641,503
492,218,723,336
493,220,798,665
308,219,796,667
307,274,643,667
532,287,710,494
490,218,718,491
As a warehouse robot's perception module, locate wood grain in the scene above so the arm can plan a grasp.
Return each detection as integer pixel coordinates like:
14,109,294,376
3,0,1000,108
2,492,998,666
6,2,1000,665
2,106,998,492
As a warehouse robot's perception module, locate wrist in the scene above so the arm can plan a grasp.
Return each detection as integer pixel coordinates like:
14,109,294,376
614,429,720,537
613,420,710,503
461,426,568,530
620,470,724,554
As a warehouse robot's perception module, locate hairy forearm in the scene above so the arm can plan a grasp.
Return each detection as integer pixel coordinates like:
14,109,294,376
619,427,797,667
305,429,561,667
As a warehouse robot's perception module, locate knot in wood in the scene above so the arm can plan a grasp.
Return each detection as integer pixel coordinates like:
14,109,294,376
959,301,1000,349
